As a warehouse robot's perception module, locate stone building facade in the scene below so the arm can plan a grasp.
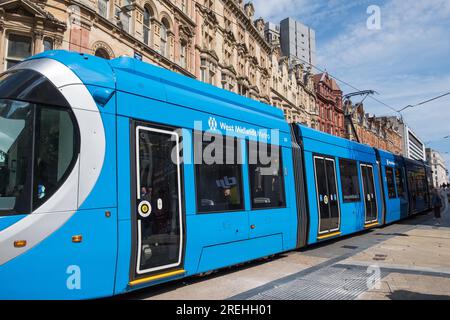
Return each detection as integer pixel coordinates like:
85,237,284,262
344,101,403,155
313,72,345,137
0,0,317,125
426,148,449,188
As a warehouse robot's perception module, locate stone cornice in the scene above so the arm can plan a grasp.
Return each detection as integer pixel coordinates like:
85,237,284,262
73,1,195,78
222,0,272,53
1,0,66,30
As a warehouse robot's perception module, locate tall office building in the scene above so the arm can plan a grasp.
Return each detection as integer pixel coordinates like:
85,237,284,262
404,126,426,161
279,17,316,67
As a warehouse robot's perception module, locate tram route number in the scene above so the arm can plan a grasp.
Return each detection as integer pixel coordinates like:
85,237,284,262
176,304,272,317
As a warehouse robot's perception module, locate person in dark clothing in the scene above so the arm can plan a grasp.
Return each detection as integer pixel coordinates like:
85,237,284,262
432,189,443,225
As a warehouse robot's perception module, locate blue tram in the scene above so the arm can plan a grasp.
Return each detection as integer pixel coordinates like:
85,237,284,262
0,51,433,299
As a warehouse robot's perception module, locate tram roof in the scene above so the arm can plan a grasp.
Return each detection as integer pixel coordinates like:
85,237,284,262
296,124,377,155
28,50,289,132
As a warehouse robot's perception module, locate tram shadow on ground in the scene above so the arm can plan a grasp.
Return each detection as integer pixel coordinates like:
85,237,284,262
114,254,289,300
117,209,448,300
388,290,450,300
398,203,450,228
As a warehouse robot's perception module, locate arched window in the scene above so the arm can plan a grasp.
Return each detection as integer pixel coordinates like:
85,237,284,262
94,48,110,60
143,6,153,46
160,18,170,58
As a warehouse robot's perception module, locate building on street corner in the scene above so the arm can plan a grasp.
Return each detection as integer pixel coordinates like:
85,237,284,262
343,101,403,155
426,148,449,188
313,72,345,137
0,0,424,156
388,118,426,161
0,0,318,126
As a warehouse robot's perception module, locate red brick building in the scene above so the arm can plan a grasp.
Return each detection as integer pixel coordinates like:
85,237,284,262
313,73,345,137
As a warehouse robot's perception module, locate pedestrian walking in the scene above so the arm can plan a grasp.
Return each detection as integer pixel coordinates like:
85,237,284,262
432,189,443,225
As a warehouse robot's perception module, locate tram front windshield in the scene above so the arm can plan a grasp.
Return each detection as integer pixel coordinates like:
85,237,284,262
0,69,78,216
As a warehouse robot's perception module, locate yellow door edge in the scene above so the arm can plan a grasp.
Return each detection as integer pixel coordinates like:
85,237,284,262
317,231,342,240
129,269,186,287
365,222,379,228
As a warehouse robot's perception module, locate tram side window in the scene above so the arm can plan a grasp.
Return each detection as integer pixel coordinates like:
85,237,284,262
408,167,427,201
339,159,360,203
407,170,416,196
33,107,76,208
395,168,406,198
386,167,397,199
248,143,286,209
195,134,244,213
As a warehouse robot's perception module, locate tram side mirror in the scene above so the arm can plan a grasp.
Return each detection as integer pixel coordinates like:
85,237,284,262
93,88,114,107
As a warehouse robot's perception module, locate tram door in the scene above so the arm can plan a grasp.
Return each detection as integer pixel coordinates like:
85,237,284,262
314,156,340,235
134,125,184,276
361,164,378,224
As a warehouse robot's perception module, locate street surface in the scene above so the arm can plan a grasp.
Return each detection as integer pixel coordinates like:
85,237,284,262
124,190,450,300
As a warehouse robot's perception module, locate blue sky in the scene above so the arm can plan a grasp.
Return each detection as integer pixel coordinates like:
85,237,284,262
253,0,450,174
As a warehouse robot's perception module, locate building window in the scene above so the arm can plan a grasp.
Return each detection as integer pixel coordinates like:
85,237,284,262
386,167,397,198
116,7,130,33
123,13,131,33
339,159,360,202
43,38,54,52
180,43,186,68
248,143,286,209
201,69,207,82
6,34,32,70
98,0,109,19
143,7,153,46
209,70,215,85
195,134,244,213
160,19,170,58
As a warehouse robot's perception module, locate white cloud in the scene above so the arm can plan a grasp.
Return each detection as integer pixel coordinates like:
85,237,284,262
315,0,450,168
252,0,314,22
252,0,373,24
252,0,450,170
318,1,450,74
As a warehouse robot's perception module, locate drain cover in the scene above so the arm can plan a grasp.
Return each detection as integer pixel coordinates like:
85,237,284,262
243,265,382,300
375,233,409,237
373,254,388,261
342,245,359,250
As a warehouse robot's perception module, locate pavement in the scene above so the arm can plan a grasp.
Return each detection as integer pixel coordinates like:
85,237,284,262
125,190,450,300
